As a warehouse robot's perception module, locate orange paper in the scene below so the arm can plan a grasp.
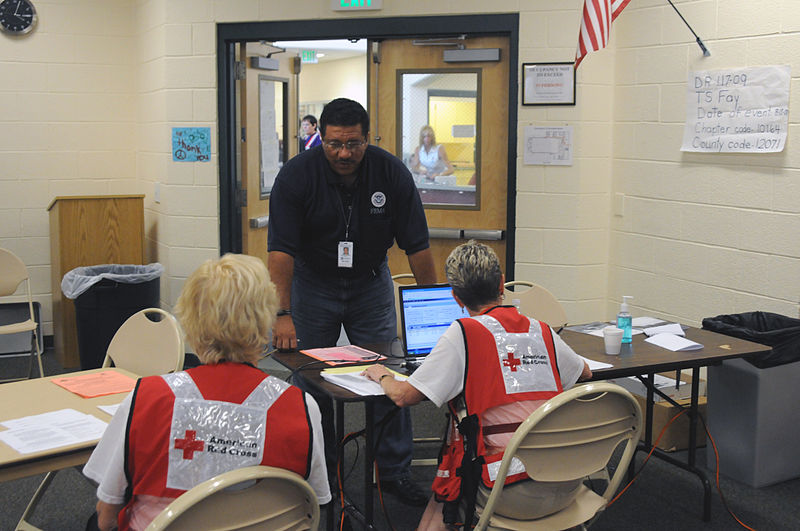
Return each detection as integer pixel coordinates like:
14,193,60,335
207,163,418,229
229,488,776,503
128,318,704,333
51,370,137,398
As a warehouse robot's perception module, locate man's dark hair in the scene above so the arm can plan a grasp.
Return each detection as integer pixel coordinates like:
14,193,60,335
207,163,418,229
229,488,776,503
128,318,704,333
301,114,317,126
319,98,370,138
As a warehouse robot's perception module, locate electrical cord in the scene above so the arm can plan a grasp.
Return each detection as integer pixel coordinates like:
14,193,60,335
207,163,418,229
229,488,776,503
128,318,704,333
698,413,757,531
383,336,406,359
284,355,383,383
607,406,757,530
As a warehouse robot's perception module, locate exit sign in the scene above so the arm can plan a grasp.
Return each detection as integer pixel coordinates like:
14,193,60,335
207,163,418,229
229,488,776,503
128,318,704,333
332,0,382,11
301,50,318,64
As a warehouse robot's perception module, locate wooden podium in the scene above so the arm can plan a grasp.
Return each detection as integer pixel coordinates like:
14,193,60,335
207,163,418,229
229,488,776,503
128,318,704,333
48,195,145,368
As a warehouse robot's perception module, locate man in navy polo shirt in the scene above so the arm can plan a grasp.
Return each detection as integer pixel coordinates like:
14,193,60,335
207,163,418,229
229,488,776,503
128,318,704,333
268,98,437,506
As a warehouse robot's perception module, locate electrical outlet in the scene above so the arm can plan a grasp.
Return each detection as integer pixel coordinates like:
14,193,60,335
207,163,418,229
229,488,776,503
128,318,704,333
154,182,161,204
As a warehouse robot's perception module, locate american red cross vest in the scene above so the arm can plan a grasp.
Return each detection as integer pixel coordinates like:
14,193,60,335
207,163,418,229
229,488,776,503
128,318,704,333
120,362,311,529
433,306,562,501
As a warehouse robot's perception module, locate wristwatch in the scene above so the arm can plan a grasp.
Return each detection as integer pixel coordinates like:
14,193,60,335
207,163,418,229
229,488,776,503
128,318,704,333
379,374,392,384
276,309,291,316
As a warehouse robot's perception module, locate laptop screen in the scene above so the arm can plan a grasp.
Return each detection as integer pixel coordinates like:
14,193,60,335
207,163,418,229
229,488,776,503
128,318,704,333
398,284,463,358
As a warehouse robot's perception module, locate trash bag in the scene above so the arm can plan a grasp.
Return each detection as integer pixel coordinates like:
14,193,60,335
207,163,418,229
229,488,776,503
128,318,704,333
62,263,163,369
702,311,800,368
61,263,164,299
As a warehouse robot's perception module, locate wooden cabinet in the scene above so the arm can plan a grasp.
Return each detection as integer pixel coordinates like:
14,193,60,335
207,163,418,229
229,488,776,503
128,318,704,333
48,195,145,368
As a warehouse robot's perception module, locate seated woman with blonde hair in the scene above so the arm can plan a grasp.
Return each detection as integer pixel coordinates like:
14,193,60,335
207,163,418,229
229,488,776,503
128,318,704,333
410,125,455,182
84,254,330,531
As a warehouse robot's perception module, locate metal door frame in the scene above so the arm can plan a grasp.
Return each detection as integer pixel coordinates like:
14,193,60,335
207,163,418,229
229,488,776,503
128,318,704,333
217,14,519,278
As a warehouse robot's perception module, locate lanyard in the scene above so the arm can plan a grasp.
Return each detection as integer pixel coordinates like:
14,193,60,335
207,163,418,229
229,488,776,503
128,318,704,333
336,186,355,240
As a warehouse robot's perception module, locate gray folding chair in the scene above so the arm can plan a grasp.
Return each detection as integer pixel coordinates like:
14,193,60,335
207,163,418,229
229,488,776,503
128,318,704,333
0,248,43,381
475,382,642,530
146,465,320,530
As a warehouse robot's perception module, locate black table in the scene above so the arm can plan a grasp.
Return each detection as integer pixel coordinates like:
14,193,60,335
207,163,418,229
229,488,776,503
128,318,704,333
560,326,770,521
274,325,770,526
272,345,405,530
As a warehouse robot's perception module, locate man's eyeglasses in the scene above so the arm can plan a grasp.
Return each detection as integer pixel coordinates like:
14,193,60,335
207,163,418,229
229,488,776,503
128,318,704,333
323,139,367,152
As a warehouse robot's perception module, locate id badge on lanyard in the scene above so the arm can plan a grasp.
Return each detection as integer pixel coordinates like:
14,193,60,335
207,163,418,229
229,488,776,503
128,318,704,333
338,241,354,268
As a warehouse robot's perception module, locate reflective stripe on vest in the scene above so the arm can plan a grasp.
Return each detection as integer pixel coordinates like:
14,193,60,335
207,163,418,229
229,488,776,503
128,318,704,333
163,371,290,491
470,314,559,396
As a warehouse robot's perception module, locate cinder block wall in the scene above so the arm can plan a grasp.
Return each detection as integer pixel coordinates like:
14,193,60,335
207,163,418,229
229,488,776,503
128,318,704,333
0,0,797,339
609,1,800,325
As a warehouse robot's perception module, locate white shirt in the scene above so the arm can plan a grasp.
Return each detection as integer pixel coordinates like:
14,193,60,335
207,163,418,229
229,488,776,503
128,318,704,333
408,319,586,408
84,388,331,523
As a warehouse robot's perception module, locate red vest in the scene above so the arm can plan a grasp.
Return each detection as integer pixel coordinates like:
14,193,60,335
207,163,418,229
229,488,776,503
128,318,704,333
433,306,562,501
120,362,311,530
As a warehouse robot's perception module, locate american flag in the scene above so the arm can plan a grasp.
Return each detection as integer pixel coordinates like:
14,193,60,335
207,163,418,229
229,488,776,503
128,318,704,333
575,0,632,68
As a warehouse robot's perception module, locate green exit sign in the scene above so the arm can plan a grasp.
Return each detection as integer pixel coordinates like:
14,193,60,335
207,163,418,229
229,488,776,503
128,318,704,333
332,0,382,11
301,50,318,64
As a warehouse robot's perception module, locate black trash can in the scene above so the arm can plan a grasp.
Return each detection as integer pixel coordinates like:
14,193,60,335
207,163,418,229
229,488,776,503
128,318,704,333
62,264,164,370
702,311,800,487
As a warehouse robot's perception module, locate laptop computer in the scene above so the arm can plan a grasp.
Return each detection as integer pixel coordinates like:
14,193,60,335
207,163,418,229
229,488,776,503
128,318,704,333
397,283,463,369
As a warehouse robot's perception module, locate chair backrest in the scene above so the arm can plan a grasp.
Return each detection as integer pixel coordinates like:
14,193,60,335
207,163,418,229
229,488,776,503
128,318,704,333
103,308,184,376
477,382,642,529
504,280,568,330
0,248,30,297
145,465,320,531
392,273,416,339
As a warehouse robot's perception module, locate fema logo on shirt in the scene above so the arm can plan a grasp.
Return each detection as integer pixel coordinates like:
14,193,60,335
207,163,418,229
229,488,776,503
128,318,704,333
370,191,386,214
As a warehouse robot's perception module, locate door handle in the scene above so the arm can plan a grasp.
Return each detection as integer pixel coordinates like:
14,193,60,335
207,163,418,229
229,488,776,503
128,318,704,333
249,215,269,229
428,228,504,241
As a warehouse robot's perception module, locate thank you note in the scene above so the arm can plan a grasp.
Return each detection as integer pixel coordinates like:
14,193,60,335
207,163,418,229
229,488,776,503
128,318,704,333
681,65,789,153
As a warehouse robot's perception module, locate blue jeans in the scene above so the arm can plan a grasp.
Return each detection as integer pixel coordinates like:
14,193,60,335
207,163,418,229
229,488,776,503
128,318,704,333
291,259,412,481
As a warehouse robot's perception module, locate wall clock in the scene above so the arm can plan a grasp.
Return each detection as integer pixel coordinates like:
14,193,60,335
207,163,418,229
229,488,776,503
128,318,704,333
0,0,37,35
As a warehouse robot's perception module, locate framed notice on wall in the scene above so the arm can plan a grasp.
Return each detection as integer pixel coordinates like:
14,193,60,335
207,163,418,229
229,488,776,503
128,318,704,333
522,63,576,106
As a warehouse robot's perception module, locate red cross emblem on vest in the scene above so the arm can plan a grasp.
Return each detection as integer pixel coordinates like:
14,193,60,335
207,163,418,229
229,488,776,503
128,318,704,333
503,351,521,372
174,430,205,459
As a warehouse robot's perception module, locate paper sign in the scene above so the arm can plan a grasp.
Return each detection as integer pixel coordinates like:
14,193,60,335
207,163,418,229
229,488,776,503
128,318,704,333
172,127,211,161
523,126,573,165
51,371,137,398
681,65,790,153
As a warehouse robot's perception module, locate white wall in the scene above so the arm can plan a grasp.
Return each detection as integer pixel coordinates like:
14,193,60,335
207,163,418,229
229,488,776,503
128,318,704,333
0,0,797,340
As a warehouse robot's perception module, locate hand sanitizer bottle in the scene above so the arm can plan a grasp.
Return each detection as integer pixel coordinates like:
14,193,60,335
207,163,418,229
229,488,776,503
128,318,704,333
617,296,633,344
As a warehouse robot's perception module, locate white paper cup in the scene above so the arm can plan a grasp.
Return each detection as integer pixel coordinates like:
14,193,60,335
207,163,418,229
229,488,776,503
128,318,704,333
603,326,624,355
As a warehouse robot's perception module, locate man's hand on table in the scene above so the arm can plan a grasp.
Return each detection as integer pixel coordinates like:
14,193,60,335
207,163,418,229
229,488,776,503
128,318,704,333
272,314,297,351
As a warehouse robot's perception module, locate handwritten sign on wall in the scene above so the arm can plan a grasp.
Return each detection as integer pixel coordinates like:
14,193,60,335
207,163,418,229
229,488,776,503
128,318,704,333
172,127,211,162
681,65,790,153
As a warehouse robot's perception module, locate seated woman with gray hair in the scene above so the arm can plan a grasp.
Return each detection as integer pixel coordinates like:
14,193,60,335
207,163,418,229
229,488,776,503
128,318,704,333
84,254,330,531
364,240,591,530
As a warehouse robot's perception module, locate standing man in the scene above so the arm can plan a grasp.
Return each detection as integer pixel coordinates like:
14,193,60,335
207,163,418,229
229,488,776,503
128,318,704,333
299,114,322,151
268,98,437,506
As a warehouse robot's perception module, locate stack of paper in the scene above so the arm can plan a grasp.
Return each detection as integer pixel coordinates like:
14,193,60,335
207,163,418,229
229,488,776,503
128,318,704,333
301,345,386,366
0,408,108,454
51,371,136,398
645,333,703,352
320,366,407,396
642,323,686,337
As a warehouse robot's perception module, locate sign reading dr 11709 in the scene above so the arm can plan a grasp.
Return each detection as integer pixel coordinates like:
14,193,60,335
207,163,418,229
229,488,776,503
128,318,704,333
681,65,789,153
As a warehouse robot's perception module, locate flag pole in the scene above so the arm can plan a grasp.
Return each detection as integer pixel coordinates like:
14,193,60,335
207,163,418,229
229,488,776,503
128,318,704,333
666,0,711,56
